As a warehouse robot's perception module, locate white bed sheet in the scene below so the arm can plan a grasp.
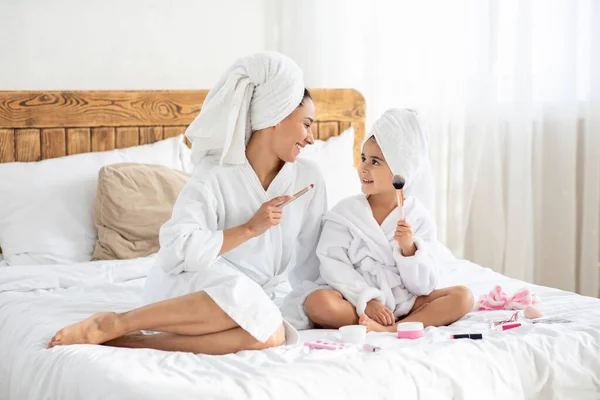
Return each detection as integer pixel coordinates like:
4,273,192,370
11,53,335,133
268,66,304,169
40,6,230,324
1,257,599,400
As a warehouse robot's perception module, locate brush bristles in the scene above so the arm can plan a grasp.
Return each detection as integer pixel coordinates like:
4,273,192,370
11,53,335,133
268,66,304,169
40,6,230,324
392,175,405,190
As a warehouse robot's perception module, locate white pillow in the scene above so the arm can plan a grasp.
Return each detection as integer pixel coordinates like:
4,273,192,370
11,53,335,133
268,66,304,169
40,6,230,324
299,128,362,209
179,139,194,174
0,135,190,266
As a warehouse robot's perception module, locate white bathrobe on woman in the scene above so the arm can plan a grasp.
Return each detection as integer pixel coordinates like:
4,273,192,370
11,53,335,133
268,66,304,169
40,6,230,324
143,52,325,344
144,157,326,343
318,194,438,318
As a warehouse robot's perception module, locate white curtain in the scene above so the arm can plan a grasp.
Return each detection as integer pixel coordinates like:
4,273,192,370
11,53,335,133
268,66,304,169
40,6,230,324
270,0,600,296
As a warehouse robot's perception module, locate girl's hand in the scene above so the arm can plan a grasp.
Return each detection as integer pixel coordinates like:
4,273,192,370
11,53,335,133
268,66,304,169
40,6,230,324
244,196,292,237
365,299,395,326
395,220,417,256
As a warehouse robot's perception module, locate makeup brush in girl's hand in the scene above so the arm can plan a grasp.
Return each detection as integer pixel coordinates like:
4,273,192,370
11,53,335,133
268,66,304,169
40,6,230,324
392,175,406,220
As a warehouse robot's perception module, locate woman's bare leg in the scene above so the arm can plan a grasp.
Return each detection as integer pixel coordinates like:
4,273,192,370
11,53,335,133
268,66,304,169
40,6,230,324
104,324,286,355
305,289,359,329
360,286,475,332
48,291,237,347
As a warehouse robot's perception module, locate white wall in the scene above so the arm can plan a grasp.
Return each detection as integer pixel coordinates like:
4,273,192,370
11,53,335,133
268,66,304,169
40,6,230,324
0,0,268,90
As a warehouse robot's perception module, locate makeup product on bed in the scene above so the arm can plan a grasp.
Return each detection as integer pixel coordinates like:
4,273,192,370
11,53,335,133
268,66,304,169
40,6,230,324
396,322,424,339
276,184,314,207
489,311,520,329
304,340,347,350
362,344,381,352
339,325,367,344
392,175,406,220
451,333,483,340
531,317,572,324
499,322,522,331
524,305,543,319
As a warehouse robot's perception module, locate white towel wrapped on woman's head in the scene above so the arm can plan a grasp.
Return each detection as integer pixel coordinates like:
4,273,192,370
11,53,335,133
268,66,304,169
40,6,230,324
362,108,435,213
185,51,305,166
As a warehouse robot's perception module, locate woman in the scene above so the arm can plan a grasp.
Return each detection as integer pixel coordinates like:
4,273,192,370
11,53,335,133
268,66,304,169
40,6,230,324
48,52,326,355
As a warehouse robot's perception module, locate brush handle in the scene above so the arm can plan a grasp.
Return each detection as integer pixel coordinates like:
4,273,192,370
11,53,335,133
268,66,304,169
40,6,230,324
276,184,314,207
396,191,405,220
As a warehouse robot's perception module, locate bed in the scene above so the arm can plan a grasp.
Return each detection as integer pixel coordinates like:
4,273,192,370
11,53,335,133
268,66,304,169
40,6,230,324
1,89,599,400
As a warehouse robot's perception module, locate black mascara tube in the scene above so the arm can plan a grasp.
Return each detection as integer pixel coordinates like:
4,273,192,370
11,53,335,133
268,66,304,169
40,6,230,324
451,333,483,340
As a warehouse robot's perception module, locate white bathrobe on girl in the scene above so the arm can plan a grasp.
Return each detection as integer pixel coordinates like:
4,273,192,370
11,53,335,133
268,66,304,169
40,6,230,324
143,52,326,344
318,194,438,318
317,109,442,318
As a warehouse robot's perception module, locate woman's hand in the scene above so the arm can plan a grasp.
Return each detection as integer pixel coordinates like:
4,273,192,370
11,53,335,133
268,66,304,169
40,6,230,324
395,220,417,256
244,196,293,237
365,299,395,326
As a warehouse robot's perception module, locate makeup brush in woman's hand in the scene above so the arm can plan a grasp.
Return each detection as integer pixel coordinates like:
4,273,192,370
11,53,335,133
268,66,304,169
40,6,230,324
392,175,406,220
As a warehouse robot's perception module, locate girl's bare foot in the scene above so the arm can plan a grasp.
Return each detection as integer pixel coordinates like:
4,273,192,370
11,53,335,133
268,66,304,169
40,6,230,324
48,312,124,348
359,314,396,333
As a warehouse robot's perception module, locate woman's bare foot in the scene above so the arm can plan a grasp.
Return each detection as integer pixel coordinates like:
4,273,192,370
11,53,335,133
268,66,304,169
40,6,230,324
359,314,396,333
48,312,124,348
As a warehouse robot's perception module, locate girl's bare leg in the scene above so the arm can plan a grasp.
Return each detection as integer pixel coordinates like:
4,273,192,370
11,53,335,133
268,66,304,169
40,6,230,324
360,286,475,332
48,291,238,347
104,324,286,355
305,289,359,329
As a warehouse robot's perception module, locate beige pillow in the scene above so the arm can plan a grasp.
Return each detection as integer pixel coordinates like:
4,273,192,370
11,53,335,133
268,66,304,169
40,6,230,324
92,163,189,260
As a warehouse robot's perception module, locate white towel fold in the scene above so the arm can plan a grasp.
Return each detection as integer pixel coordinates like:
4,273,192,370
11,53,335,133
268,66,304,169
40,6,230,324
185,51,305,166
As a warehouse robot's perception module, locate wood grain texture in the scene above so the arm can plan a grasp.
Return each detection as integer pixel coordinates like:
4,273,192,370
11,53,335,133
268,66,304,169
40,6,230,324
0,129,15,162
311,89,366,123
0,91,207,128
317,122,340,140
116,127,139,149
41,128,66,159
67,128,91,155
351,122,365,167
0,89,366,163
15,129,41,161
0,89,364,128
163,126,187,139
139,126,163,144
91,127,115,152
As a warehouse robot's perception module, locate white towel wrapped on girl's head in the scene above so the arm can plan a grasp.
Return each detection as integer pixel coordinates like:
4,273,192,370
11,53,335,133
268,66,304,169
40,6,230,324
363,108,428,184
363,108,435,213
185,51,305,166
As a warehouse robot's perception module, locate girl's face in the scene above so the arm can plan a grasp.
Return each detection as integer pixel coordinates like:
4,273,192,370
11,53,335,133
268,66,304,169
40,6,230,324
271,98,316,163
359,137,394,196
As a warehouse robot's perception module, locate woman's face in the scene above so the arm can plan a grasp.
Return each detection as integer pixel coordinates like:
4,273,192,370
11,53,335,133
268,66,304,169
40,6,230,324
359,137,394,196
271,98,316,163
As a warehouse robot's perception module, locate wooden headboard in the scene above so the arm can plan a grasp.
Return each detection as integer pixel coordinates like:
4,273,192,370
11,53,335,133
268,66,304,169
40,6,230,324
0,89,365,164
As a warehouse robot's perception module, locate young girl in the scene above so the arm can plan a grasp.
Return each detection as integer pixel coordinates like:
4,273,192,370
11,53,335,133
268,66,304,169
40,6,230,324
305,108,474,332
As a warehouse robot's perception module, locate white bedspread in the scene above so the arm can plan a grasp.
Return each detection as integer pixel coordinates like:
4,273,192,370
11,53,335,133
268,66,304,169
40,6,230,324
1,257,599,400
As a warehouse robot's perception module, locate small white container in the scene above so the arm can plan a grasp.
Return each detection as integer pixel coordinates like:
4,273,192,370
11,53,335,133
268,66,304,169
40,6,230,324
339,325,367,344
396,322,424,339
